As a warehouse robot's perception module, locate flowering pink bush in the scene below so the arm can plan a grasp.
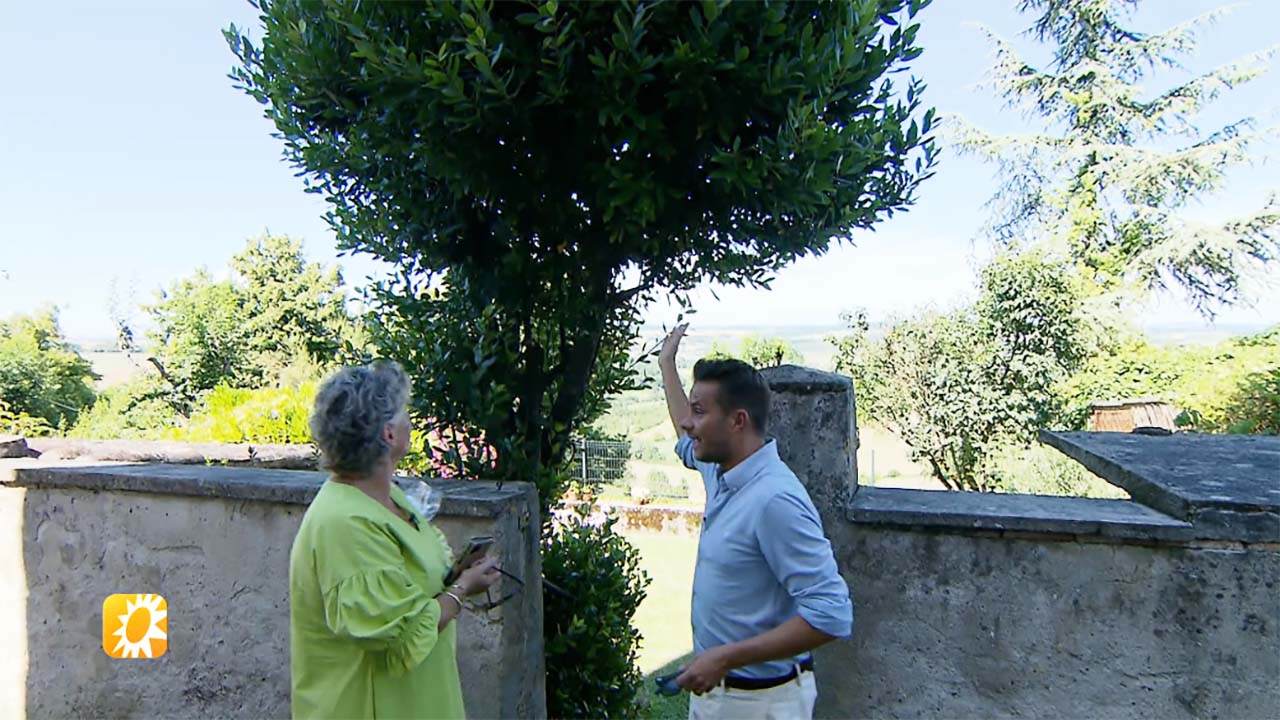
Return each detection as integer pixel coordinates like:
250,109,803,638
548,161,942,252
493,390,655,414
400,419,497,480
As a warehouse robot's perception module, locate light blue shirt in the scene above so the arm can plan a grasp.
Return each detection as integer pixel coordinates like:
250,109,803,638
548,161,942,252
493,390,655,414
677,434,853,680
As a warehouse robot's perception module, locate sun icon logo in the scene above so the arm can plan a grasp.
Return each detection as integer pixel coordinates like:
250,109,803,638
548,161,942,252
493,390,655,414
102,594,168,659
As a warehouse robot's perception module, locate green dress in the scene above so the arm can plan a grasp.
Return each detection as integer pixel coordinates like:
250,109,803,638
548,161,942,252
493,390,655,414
290,480,465,719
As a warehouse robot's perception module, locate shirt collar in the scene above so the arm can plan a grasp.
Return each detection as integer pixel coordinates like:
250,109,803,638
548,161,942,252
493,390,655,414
718,439,779,491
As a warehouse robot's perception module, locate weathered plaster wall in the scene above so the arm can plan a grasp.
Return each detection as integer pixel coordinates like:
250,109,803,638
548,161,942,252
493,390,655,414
0,463,544,720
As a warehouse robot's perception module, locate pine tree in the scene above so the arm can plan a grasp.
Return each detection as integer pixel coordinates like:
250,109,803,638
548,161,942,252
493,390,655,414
953,0,1278,312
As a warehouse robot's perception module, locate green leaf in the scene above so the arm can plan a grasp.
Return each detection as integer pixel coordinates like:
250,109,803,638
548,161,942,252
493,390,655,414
700,0,720,24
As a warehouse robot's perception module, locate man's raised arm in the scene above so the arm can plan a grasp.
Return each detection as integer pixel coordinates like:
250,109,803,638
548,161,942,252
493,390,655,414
659,324,690,437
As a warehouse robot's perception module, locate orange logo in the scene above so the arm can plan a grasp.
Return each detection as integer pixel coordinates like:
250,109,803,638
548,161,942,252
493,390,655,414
103,594,168,659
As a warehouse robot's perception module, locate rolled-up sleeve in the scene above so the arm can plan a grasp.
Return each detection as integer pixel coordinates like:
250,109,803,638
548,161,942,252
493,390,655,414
675,434,698,469
756,492,853,638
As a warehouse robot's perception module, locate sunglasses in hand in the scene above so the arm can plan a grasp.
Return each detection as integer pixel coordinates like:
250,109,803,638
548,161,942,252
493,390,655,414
468,567,524,612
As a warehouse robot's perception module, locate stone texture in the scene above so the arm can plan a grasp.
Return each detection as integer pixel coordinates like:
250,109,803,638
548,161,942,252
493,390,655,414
27,438,320,469
1042,431,1280,542
0,435,38,459
851,486,1195,543
760,365,858,534
597,503,703,535
820,525,1280,719
0,461,545,720
760,364,855,393
8,463,532,519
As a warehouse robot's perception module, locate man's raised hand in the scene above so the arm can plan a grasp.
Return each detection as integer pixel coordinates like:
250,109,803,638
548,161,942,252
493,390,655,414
659,323,688,366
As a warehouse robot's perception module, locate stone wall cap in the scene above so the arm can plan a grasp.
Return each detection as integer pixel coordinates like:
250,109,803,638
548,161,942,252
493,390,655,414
1089,397,1170,408
1041,430,1280,542
760,365,852,393
6,463,535,518
849,486,1196,543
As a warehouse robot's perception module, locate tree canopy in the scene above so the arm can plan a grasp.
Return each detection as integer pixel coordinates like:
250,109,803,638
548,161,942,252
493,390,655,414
228,0,938,490
953,0,1278,311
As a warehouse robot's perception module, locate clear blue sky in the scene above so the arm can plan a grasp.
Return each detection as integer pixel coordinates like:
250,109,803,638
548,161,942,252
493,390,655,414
1,0,1276,342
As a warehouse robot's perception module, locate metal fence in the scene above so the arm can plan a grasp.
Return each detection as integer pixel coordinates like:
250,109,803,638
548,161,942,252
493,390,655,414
566,437,689,500
566,438,630,487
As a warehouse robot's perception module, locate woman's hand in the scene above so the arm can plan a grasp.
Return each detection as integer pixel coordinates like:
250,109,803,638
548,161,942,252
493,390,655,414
454,556,501,596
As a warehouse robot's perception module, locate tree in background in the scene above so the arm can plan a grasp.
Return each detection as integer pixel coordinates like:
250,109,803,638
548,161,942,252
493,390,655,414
67,373,186,440
1058,326,1279,433
841,0,1280,495
952,0,1278,312
1209,367,1280,435
710,335,804,368
229,1,937,714
230,234,356,376
147,269,255,401
835,252,1088,491
147,235,356,402
0,308,98,431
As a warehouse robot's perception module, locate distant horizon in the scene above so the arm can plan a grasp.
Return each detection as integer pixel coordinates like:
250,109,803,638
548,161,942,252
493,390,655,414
64,317,1275,351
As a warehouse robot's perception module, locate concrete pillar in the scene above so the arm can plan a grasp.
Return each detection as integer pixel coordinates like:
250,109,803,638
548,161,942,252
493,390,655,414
759,365,859,533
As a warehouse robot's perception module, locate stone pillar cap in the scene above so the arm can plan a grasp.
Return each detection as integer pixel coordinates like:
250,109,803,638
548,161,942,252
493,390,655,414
759,365,852,392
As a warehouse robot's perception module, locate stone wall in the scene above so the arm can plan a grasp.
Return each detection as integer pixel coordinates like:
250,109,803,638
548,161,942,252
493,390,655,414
597,502,702,535
0,461,545,720
826,523,1278,719
761,365,1280,720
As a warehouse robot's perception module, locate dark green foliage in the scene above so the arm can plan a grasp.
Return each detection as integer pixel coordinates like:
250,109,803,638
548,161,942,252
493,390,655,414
543,508,650,719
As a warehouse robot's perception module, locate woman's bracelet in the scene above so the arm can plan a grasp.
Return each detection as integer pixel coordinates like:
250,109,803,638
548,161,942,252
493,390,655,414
441,590,464,612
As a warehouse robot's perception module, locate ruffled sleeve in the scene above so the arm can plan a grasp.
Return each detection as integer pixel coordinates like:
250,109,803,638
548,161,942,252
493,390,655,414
321,567,443,676
312,514,445,675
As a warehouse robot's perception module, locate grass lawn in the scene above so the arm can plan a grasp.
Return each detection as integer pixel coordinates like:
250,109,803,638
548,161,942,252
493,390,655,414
620,529,699,719
638,652,694,720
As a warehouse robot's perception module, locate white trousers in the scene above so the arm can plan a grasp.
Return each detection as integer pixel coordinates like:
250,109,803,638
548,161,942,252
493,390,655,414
688,670,817,720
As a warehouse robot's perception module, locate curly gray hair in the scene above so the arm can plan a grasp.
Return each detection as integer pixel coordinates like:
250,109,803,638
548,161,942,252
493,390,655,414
309,360,412,475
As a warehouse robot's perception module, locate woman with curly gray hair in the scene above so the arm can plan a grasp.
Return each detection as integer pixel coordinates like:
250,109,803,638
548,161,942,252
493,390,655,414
289,360,499,719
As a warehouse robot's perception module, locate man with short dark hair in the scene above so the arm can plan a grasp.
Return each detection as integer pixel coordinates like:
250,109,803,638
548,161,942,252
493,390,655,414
660,324,852,719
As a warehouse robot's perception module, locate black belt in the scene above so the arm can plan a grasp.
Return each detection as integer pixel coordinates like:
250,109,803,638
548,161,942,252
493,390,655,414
722,657,814,691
